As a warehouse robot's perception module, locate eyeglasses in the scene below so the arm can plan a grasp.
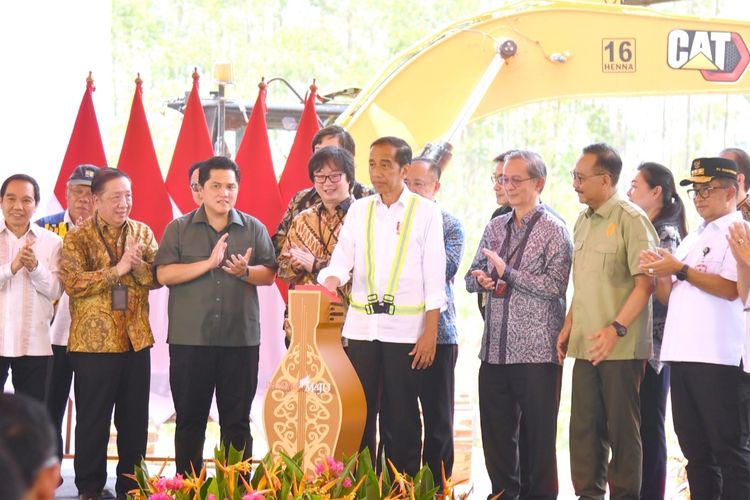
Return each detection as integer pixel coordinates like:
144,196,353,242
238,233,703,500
497,176,537,188
190,183,201,193
687,185,728,200
313,172,344,184
570,171,607,183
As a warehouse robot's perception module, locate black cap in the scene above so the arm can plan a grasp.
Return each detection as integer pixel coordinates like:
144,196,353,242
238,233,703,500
679,157,738,186
68,164,100,186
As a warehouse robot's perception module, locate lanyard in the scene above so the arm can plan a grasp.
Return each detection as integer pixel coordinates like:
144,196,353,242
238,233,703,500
316,201,348,258
498,208,545,269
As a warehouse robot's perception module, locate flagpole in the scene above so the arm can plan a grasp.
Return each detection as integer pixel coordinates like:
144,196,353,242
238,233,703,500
213,63,233,157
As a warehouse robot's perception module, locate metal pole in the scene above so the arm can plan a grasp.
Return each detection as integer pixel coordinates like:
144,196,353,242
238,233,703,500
420,40,517,170
215,82,226,156
443,39,517,145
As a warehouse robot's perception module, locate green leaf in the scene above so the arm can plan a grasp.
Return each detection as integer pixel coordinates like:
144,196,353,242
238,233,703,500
280,478,291,499
379,452,392,494
363,470,381,500
227,442,245,465
250,451,274,489
414,465,435,498
132,461,150,493
281,450,304,482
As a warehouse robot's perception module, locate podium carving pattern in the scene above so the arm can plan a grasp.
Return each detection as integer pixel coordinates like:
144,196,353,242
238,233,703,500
264,288,365,473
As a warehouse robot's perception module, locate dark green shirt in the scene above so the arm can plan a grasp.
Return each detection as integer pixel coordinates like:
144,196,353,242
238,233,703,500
154,206,277,346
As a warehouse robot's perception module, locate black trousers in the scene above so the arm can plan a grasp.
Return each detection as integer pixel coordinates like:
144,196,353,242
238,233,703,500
639,363,670,500
670,362,750,500
0,354,51,402
69,349,150,498
419,343,457,478
347,339,422,476
47,344,74,461
478,362,561,500
170,345,259,475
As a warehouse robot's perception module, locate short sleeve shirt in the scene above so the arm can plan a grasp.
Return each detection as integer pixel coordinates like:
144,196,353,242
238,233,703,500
568,193,658,360
154,206,277,346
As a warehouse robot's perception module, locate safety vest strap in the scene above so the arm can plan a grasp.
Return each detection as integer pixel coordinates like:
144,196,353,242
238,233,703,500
362,195,421,315
349,297,426,316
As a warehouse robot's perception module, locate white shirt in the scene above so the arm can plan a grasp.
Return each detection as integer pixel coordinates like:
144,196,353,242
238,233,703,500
318,188,447,343
49,211,73,346
661,211,745,366
0,221,63,356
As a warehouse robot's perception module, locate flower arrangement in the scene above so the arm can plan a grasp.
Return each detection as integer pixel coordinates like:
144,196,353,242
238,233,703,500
126,445,476,499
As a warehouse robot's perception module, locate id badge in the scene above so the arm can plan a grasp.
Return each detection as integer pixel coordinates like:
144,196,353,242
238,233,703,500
112,284,128,311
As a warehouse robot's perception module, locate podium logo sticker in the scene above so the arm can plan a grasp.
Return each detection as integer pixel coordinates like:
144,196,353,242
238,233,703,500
667,30,750,82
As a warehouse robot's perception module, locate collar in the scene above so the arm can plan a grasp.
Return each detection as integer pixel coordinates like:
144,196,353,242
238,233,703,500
697,209,742,234
63,210,73,225
0,219,41,239
375,184,410,207
192,205,244,228
317,196,354,216
510,203,544,228
585,192,621,219
94,212,131,237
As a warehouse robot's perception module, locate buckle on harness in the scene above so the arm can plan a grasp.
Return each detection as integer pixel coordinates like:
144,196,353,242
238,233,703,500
365,295,396,315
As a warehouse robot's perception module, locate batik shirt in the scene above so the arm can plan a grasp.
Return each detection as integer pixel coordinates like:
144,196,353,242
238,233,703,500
438,210,464,345
273,183,374,257
278,197,353,296
466,204,572,364
61,214,160,353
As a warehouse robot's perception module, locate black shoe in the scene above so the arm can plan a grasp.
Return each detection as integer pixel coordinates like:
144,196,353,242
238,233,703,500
101,488,116,499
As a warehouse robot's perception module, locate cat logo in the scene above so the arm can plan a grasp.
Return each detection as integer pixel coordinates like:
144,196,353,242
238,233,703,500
667,30,750,82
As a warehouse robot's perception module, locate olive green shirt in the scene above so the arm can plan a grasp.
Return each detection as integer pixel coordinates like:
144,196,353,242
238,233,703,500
568,193,658,360
154,206,277,346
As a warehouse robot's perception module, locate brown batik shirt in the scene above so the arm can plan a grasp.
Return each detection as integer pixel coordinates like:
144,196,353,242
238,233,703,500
60,214,160,353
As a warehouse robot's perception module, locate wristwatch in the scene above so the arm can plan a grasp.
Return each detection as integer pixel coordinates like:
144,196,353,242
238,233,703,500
675,264,689,281
611,321,627,338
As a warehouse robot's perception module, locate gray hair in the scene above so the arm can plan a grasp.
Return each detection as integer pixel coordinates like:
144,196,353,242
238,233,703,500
504,150,547,179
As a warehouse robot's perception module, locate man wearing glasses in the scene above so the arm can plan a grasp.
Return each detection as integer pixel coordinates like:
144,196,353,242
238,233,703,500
557,143,657,499
640,157,750,498
466,150,572,499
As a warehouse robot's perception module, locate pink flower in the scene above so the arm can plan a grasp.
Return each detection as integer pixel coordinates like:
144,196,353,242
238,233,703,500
343,477,352,488
165,473,184,490
154,477,168,492
148,493,171,500
326,456,344,475
242,493,265,500
314,462,325,476
207,495,216,500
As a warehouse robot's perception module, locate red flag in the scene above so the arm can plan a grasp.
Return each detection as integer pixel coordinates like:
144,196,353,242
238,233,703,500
54,72,108,207
278,82,320,205
165,68,214,214
234,80,283,235
117,74,172,241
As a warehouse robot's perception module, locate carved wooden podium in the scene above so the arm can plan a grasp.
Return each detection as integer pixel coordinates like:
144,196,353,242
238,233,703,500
264,285,366,473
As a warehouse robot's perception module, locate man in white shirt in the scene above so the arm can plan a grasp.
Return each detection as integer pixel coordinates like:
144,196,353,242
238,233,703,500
0,174,63,402
640,157,750,499
320,136,446,476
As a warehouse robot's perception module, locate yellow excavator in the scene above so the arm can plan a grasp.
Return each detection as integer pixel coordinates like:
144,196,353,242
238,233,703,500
337,0,750,177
